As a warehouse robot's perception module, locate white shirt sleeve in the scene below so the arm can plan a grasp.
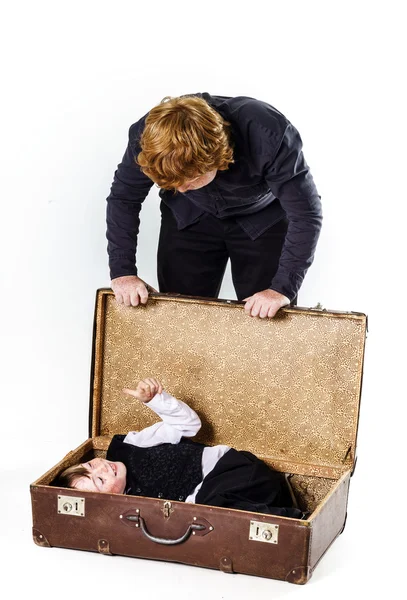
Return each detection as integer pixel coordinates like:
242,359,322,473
123,390,201,447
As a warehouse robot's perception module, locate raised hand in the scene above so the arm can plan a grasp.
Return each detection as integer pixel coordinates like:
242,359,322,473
123,377,163,403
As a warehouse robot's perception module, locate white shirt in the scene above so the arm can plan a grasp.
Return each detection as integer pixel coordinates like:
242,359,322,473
123,391,230,502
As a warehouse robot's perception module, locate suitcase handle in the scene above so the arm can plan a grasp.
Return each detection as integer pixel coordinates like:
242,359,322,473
126,514,205,545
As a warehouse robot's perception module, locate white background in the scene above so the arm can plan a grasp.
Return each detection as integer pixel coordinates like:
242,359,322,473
1,0,405,597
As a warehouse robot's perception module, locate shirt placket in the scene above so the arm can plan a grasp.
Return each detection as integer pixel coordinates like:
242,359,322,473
210,181,230,217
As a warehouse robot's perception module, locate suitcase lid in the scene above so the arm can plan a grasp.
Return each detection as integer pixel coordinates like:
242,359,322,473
90,289,367,478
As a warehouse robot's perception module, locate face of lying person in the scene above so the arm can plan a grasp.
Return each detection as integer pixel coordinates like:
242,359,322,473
73,458,127,494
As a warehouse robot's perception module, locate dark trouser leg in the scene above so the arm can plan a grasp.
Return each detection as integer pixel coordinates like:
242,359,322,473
226,217,297,305
157,202,229,297
195,448,303,518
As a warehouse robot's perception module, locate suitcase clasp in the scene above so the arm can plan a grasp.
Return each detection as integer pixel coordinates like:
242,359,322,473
249,520,279,544
162,501,173,518
57,495,85,517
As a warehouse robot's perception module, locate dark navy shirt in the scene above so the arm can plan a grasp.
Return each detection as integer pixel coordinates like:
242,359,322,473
106,93,322,300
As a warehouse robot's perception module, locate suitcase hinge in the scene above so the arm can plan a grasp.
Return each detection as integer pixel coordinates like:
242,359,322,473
310,302,325,311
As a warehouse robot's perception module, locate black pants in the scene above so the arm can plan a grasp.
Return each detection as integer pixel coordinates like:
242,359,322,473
157,201,296,302
195,449,303,518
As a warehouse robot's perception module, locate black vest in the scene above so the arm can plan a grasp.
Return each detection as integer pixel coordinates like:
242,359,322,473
106,435,205,501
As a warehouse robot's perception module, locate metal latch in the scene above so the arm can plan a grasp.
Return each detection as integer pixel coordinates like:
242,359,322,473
162,501,173,518
57,495,85,517
249,520,279,544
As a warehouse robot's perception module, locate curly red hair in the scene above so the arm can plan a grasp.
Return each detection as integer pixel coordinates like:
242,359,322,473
137,95,234,190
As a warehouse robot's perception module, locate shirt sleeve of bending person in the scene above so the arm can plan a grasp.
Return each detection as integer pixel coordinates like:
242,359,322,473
106,116,154,281
123,390,202,447
264,122,323,301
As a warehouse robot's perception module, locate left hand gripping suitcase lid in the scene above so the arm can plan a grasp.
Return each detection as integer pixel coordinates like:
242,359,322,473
30,289,367,585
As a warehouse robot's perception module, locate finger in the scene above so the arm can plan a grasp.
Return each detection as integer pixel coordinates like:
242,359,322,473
130,289,140,307
244,297,255,313
144,380,155,396
250,301,261,318
138,384,151,402
138,286,149,305
149,378,163,394
123,292,132,307
140,382,151,394
259,303,270,319
145,378,157,391
123,388,137,397
146,385,156,397
115,292,124,304
267,305,279,318
242,296,251,302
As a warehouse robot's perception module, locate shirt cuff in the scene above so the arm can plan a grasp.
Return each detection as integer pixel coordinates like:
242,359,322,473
146,391,174,412
270,270,305,302
109,257,138,280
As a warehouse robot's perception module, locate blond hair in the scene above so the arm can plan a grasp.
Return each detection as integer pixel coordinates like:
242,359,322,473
56,464,90,488
137,95,234,190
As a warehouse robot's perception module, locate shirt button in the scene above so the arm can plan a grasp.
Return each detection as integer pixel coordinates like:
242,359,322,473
135,488,141,493
178,495,184,501
157,493,163,498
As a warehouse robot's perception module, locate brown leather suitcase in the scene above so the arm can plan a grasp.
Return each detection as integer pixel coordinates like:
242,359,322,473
30,289,367,584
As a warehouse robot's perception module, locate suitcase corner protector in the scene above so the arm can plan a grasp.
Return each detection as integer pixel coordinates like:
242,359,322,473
285,566,312,585
32,529,50,547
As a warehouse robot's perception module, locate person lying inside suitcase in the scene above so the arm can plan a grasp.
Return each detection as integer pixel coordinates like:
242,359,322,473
56,377,303,518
